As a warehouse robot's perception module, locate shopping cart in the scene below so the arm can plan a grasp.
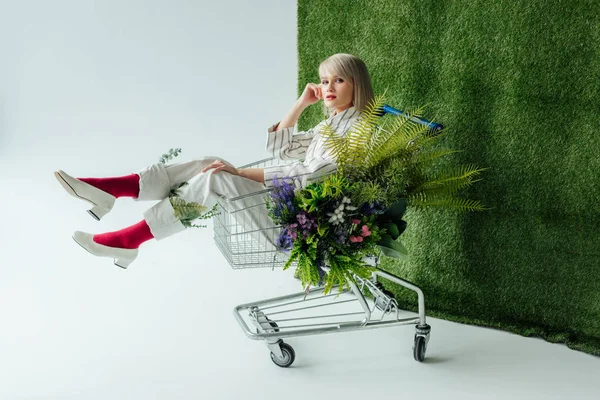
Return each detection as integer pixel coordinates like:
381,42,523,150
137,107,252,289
213,105,442,367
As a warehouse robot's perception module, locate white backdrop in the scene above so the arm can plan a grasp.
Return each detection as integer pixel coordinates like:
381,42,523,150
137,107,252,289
0,1,598,399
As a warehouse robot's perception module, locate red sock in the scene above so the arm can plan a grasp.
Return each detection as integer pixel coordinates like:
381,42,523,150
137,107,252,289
78,174,140,198
93,220,154,249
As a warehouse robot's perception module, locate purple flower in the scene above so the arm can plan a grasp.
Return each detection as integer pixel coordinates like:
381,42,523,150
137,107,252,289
276,227,294,250
295,210,317,238
268,175,298,219
359,200,385,216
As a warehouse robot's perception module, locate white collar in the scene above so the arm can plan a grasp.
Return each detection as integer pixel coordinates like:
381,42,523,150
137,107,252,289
327,106,359,124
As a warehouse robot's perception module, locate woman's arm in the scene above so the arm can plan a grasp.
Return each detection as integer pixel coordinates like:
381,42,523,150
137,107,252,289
267,84,324,160
200,161,264,184
276,83,322,129
238,168,264,184
203,85,319,185
276,100,308,130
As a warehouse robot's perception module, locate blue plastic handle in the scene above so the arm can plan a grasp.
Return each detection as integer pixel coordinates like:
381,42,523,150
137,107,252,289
377,104,444,132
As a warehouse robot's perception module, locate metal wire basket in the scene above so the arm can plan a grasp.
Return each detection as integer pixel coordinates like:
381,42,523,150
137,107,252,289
213,157,297,270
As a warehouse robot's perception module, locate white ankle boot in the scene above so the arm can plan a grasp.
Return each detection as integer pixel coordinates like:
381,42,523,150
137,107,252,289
54,170,116,220
72,231,138,269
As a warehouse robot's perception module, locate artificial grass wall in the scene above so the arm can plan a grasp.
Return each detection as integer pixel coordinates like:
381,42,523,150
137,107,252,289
297,0,600,355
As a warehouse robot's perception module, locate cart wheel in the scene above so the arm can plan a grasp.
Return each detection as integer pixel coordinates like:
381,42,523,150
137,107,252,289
413,336,427,362
270,342,295,368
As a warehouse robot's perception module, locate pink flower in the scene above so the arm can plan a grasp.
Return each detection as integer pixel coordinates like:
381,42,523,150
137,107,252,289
360,225,371,237
287,223,298,240
350,235,363,243
351,219,361,225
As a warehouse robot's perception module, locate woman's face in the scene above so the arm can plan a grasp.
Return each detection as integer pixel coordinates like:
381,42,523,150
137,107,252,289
320,70,354,114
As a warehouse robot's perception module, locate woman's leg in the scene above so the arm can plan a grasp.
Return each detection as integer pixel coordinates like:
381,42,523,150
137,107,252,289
77,174,140,198
73,220,154,268
142,165,268,240
55,168,135,220
56,157,233,220
134,157,236,201
72,158,276,268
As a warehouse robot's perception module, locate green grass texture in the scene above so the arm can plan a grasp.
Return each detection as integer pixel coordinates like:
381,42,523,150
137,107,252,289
297,0,600,356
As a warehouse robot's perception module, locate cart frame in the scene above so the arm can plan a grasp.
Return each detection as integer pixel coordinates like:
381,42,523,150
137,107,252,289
213,105,440,367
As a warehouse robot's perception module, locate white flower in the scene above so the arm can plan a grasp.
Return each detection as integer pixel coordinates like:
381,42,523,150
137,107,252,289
326,198,354,226
327,210,344,225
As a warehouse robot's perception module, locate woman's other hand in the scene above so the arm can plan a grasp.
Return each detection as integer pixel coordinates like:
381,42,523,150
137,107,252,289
298,83,322,106
201,159,239,175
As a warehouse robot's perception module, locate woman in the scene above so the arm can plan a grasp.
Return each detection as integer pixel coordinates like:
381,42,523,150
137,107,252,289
55,53,374,268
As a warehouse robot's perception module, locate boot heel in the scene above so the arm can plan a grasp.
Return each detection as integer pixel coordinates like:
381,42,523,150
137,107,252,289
114,258,133,269
55,170,116,221
88,204,110,221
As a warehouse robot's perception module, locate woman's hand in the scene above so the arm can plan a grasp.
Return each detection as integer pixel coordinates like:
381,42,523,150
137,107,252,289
298,83,323,107
201,159,239,176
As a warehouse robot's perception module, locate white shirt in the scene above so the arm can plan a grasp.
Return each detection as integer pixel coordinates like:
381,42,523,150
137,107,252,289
263,106,361,188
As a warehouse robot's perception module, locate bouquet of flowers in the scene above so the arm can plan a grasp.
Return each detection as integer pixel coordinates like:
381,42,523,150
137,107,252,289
265,93,486,294
266,173,409,294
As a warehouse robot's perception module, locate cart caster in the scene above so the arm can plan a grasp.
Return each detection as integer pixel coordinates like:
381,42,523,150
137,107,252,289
256,316,280,334
266,317,280,332
270,342,295,368
413,323,431,362
251,307,280,334
413,336,427,362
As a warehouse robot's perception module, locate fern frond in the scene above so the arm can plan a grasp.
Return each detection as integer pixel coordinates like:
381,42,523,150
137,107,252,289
170,197,208,218
413,165,487,196
320,123,345,156
410,128,447,150
408,193,488,212
322,94,386,179
412,148,460,166
363,126,394,170
324,93,487,214
351,181,388,205
370,115,431,165
343,96,385,171
168,197,220,228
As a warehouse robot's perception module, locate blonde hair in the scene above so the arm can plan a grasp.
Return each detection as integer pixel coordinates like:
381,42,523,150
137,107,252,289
319,53,374,117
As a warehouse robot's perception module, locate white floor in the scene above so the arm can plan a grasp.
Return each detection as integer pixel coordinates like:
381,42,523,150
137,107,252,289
1,1,598,399
2,215,599,400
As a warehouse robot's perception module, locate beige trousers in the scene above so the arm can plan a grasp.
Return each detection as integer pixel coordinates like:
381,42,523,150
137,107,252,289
134,157,276,244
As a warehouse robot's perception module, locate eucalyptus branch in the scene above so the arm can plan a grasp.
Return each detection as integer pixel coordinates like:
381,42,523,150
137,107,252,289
159,148,182,164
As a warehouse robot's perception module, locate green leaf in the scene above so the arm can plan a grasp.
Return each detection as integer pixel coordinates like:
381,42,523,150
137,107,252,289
381,222,400,240
396,220,407,235
382,199,407,222
317,224,327,236
377,234,409,259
